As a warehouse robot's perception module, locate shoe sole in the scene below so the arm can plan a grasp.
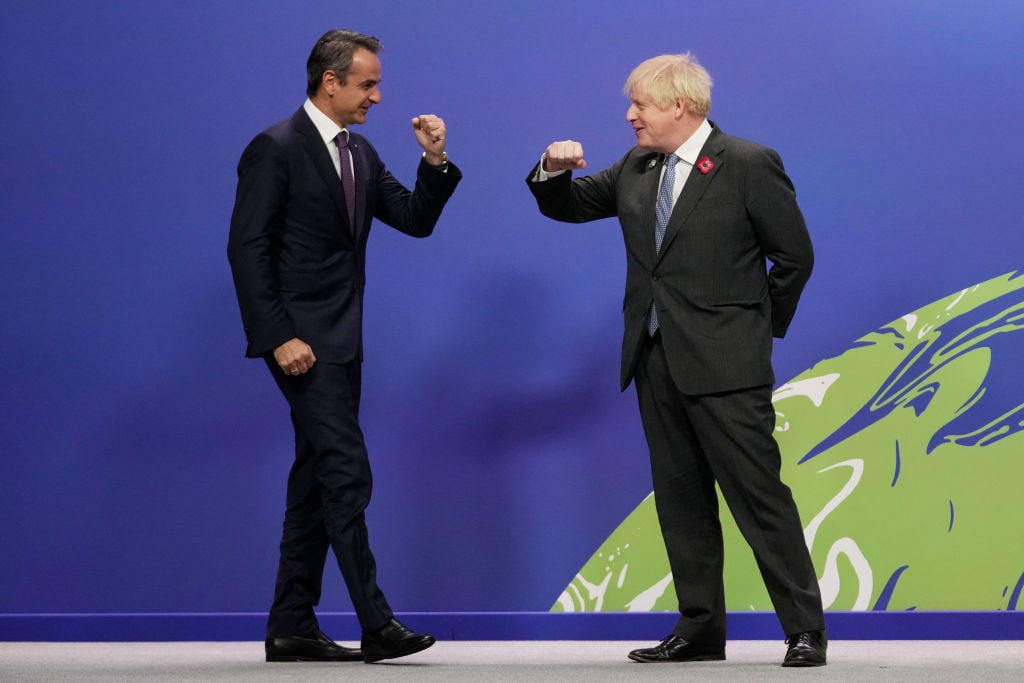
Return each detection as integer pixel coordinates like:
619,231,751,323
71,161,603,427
266,655,363,662
363,638,436,663
628,653,726,663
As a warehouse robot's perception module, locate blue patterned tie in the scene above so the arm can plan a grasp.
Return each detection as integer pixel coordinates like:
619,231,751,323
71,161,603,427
648,153,679,335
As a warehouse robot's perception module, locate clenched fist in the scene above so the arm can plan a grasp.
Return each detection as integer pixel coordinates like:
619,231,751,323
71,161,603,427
542,140,586,172
412,114,447,165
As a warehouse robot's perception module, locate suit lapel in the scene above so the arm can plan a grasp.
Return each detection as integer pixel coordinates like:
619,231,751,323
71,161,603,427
349,134,372,241
293,109,353,235
656,129,725,263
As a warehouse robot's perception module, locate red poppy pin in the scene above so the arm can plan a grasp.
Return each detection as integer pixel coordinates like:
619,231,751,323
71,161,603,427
697,156,715,174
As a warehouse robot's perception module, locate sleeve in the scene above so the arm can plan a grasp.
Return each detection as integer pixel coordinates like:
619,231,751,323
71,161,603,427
746,147,814,338
372,148,463,238
226,133,296,356
525,156,622,224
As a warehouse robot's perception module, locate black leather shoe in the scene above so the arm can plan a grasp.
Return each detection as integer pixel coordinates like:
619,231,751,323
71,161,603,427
628,634,725,662
265,628,362,662
782,630,827,667
361,618,436,663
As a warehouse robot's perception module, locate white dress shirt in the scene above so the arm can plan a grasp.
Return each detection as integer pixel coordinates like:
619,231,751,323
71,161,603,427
303,98,351,179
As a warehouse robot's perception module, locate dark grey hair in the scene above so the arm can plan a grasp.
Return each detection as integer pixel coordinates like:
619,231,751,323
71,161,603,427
306,29,382,97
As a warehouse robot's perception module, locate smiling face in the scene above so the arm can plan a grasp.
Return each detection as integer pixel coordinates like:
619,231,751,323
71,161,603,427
320,47,382,127
626,90,687,154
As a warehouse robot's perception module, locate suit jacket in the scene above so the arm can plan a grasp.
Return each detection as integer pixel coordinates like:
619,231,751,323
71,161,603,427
229,107,461,363
527,124,812,395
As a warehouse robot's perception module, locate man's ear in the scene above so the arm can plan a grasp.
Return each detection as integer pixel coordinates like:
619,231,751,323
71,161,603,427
322,70,339,96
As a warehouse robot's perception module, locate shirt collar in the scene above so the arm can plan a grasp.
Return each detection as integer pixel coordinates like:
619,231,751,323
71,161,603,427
303,98,347,146
672,118,713,167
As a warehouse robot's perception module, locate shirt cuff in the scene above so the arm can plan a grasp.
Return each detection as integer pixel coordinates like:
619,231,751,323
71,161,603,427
534,154,567,181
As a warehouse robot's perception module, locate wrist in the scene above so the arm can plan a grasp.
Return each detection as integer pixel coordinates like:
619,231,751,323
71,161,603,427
423,151,448,170
425,151,447,165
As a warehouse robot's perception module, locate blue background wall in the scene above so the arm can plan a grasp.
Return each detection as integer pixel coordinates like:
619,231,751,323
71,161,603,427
2,0,1022,638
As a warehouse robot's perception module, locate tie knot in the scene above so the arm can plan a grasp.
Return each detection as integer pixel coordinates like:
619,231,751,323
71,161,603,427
336,130,350,150
665,153,679,168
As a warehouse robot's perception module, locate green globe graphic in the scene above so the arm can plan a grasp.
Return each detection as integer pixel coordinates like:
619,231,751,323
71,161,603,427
554,271,1024,613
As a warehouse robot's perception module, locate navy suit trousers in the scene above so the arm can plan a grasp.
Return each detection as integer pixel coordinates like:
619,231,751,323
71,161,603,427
264,358,393,637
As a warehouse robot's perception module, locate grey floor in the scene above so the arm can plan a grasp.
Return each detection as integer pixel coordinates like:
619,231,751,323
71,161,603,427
1,640,1022,681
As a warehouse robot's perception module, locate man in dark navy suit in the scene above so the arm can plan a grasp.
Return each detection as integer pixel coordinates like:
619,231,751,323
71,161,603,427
228,29,460,663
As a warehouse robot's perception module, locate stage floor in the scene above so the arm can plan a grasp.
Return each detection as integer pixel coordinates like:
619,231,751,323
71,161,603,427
2,640,1023,681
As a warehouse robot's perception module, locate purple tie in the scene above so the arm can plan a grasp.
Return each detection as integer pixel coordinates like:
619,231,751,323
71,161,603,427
335,131,356,227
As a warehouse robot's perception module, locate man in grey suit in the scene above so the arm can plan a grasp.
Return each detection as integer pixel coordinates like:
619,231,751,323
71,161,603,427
526,53,826,667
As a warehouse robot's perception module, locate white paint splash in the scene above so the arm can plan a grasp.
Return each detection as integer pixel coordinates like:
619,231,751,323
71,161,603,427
625,572,674,612
773,373,840,407
804,458,874,610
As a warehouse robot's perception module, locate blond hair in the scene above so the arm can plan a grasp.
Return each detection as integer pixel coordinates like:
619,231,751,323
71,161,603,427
623,53,713,117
